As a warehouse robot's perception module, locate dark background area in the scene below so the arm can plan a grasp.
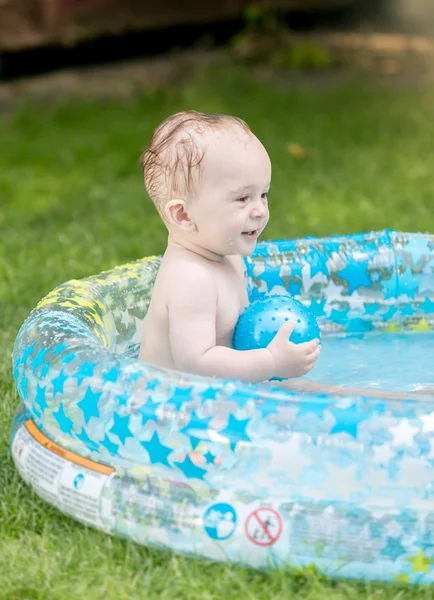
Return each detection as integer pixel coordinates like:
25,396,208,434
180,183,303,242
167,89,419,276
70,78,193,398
1,0,433,81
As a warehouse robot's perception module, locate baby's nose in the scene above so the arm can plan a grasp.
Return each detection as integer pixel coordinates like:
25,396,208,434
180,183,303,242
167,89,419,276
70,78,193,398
251,204,267,219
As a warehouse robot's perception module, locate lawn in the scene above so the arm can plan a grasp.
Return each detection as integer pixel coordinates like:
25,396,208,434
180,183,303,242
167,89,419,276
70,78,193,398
1,63,434,599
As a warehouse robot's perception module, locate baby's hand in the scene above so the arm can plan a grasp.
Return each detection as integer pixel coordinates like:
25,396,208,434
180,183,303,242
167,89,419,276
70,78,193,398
267,320,321,379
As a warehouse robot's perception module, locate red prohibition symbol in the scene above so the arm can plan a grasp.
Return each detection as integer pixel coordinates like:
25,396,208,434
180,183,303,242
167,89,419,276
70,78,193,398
245,508,283,546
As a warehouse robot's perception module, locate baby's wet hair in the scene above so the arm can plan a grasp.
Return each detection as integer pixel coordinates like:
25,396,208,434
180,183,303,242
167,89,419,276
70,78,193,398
139,110,251,215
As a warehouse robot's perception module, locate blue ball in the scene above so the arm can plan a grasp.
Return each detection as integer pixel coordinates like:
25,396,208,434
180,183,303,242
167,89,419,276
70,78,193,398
233,295,320,351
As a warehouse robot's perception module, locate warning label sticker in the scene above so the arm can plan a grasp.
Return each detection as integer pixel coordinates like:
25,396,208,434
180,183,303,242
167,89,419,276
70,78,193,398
245,507,282,546
11,419,114,529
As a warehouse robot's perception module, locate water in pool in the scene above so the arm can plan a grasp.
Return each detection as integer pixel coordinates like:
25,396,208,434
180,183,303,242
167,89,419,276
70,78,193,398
307,331,434,393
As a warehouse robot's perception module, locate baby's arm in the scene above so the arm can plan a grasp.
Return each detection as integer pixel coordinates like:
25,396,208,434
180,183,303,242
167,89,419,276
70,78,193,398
167,266,320,382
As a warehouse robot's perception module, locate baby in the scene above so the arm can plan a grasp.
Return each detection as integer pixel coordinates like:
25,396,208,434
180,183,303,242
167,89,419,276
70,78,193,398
139,110,321,382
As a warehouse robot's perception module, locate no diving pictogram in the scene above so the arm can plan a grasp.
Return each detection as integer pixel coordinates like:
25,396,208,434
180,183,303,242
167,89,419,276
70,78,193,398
245,508,282,546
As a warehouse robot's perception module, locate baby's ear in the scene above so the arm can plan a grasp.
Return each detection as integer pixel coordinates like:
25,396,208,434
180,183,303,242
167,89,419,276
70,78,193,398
164,199,196,231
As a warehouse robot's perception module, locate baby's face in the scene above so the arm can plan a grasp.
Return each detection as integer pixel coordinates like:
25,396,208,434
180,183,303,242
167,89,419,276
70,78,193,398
188,128,271,259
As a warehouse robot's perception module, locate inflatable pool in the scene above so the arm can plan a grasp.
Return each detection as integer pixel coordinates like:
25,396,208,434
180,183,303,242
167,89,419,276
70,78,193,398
11,229,434,584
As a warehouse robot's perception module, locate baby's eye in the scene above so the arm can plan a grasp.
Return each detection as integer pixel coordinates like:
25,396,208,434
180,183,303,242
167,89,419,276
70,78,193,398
236,196,249,203
261,192,268,200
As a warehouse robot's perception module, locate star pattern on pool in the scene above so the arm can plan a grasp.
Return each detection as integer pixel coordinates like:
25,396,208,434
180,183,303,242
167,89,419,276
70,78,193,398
11,230,434,584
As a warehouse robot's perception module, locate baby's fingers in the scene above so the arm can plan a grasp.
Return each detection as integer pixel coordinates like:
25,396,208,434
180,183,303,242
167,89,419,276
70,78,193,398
299,338,321,355
305,347,321,368
275,320,295,340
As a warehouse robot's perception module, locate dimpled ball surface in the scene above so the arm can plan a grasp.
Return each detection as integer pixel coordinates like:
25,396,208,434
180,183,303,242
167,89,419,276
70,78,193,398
233,295,320,351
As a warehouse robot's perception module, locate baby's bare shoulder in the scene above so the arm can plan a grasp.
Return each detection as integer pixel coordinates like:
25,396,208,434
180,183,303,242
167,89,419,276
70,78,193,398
159,252,216,294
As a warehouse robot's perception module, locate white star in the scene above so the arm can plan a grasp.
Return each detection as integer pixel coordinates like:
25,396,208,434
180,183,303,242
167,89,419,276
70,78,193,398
131,316,145,344
258,435,312,482
420,411,434,433
347,290,366,312
269,285,289,296
397,457,433,488
323,280,345,302
321,464,364,501
120,310,133,327
363,466,390,489
252,263,265,277
389,419,418,447
372,443,396,466
384,520,403,538
302,265,328,293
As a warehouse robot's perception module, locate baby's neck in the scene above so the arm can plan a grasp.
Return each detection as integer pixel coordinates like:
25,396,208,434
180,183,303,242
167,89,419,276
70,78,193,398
166,236,226,263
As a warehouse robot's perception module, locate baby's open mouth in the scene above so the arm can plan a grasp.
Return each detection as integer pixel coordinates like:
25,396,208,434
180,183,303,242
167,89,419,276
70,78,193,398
242,229,259,237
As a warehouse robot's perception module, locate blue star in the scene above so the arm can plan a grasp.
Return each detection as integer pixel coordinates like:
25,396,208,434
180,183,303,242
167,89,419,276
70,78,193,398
329,308,349,323
204,451,216,464
381,305,398,320
200,386,220,402
388,452,404,479
126,370,143,385
144,378,161,391
346,318,374,334
420,296,434,314
75,427,100,452
383,275,398,300
257,397,281,417
53,404,74,434
102,367,119,384
398,268,420,298
181,410,212,435
289,261,304,280
40,363,50,379
400,304,416,317
224,389,255,409
60,352,77,365
77,386,102,424
99,434,119,455
140,431,172,467
116,391,130,408
309,298,327,317
337,264,371,295
51,369,68,397
364,302,382,316
287,262,304,295
32,405,42,420
34,383,48,413
296,397,334,417
190,436,201,450
174,455,207,480
136,395,161,422
257,264,286,293
288,278,302,296
110,413,134,445
168,386,195,410
73,362,97,386
329,405,369,438
21,341,37,363
380,537,406,561
52,343,68,355
219,414,251,450
30,348,48,372
306,251,329,278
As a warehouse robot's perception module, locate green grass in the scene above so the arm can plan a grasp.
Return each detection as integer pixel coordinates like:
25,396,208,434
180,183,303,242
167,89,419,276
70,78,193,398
2,64,434,599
